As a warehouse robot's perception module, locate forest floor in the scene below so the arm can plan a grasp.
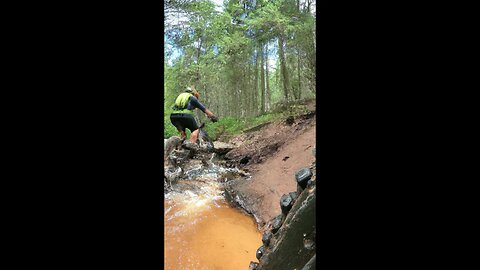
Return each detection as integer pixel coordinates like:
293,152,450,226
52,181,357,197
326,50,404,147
223,100,316,230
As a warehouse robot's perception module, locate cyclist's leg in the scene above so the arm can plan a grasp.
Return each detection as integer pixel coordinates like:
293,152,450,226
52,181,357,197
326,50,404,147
184,114,199,144
170,114,186,140
190,129,200,144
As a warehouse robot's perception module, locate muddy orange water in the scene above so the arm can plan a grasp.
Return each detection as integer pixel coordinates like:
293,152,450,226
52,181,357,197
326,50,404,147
164,180,262,270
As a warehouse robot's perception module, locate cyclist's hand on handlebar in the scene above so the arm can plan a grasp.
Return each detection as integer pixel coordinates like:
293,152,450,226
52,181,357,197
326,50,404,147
210,115,219,122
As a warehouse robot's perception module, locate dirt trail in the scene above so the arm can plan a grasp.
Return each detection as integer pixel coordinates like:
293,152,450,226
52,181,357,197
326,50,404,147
224,104,316,229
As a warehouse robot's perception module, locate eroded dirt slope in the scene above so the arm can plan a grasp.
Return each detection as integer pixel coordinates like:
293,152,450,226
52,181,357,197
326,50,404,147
224,107,316,229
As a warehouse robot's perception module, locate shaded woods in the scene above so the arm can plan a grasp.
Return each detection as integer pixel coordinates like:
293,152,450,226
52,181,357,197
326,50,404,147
164,0,316,137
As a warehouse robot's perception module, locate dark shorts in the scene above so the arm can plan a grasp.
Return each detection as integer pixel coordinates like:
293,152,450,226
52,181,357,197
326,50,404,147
170,113,198,132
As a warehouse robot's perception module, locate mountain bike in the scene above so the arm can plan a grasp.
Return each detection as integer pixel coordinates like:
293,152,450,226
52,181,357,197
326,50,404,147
197,122,214,152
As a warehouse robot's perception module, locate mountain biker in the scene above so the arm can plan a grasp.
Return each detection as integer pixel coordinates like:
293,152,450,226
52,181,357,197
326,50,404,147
170,86,218,148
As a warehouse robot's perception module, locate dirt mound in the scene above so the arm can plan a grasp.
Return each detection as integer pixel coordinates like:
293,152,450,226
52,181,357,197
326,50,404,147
224,108,316,229
225,111,315,167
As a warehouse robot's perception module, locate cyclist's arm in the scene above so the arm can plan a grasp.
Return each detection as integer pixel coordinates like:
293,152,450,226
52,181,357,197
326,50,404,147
204,108,215,118
190,97,215,118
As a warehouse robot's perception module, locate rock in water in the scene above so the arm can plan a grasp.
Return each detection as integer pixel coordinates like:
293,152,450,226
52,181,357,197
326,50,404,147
249,262,259,270
164,136,182,156
262,231,273,247
256,245,265,260
168,149,192,168
164,166,182,188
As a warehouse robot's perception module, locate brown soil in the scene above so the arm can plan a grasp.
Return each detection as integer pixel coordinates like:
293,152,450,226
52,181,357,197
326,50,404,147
225,102,316,230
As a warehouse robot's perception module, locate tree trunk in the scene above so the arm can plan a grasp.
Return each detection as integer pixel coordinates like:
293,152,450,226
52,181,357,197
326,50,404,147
297,47,302,100
245,61,252,116
278,35,290,102
265,43,271,111
253,47,259,116
195,37,203,85
260,43,266,114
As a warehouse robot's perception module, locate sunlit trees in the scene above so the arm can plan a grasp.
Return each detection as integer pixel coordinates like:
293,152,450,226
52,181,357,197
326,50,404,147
164,0,316,119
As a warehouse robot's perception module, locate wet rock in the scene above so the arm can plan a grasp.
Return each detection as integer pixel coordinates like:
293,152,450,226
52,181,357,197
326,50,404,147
181,141,201,152
262,231,273,247
212,141,235,154
164,166,182,188
295,168,312,189
289,192,298,202
280,193,294,215
164,176,170,191
271,214,284,234
256,184,316,270
249,262,259,270
164,136,182,152
256,245,265,260
165,170,178,180
168,149,192,167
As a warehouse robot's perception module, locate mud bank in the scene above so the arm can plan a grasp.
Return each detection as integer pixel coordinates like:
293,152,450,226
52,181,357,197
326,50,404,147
224,156,316,270
221,111,316,270
223,112,316,228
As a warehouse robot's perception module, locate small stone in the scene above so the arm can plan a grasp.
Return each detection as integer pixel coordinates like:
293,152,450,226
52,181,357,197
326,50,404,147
249,262,259,270
280,193,293,214
262,231,272,247
295,168,312,189
289,192,298,201
271,214,284,234
256,245,265,260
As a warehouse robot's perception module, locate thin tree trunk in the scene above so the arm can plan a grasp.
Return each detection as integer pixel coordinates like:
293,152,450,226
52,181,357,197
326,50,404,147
297,47,302,100
195,37,203,85
265,43,271,111
253,47,259,115
247,61,252,116
260,43,266,114
278,35,290,102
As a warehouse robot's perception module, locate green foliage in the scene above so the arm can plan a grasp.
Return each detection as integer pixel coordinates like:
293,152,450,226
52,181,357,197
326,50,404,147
164,0,316,131
164,112,282,140
201,112,283,140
